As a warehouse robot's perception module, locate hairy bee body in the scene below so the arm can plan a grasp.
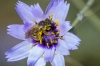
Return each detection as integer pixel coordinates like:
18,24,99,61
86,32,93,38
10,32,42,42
25,18,52,41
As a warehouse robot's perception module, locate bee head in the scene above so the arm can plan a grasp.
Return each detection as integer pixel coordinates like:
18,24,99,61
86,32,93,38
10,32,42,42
45,18,52,26
39,21,45,26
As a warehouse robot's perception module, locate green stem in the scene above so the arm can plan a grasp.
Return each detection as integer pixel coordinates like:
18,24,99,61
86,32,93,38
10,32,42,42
72,0,94,27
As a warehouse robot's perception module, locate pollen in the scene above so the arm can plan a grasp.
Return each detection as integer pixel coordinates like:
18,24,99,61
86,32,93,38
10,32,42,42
37,30,43,44
55,20,59,26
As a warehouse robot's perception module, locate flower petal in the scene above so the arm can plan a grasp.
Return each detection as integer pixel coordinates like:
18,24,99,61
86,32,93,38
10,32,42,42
57,21,72,36
46,0,70,23
56,39,70,55
51,51,65,66
7,50,30,62
5,41,32,56
31,3,45,22
46,0,63,18
34,57,46,66
53,2,70,23
27,45,45,66
44,46,55,62
23,22,34,32
63,32,81,50
7,24,25,40
15,1,34,24
45,0,62,13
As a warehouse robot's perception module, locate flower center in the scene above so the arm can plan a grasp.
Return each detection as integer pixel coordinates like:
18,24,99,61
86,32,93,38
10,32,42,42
25,18,61,48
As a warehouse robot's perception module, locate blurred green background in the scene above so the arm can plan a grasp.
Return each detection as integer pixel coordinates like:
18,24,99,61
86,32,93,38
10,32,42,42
0,0,100,66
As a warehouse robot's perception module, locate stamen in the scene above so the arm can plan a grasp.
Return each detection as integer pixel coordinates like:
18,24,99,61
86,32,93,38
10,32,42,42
44,31,51,36
55,20,59,26
61,36,64,40
53,40,57,43
55,36,64,40
50,38,53,44
51,32,54,35
56,31,60,35
46,43,49,48
49,14,53,20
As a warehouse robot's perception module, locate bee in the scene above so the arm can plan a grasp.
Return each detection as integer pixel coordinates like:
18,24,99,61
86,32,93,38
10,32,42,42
25,18,52,41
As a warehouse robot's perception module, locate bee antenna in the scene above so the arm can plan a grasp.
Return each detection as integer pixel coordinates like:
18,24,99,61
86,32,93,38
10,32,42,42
35,22,37,24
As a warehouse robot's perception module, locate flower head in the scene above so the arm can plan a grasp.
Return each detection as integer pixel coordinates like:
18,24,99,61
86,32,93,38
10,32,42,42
5,0,81,66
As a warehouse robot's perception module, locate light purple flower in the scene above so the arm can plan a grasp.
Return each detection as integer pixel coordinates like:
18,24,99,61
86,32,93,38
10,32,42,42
5,0,81,66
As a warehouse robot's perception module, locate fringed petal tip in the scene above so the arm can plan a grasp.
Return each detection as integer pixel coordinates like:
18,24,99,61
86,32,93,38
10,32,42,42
6,51,30,62
15,1,35,24
63,32,81,50
5,41,32,62
46,0,70,23
6,24,26,40
6,50,30,62
31,3,44,22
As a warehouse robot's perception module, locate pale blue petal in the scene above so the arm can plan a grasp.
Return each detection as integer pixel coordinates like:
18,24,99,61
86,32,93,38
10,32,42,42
45,0,54,13
31,3,45,22
46,0,70,23
44,46,55,62
27,45,45,66
65,32,81,41
56,39,70,55
51,51,65,66
53,2,70,23
15,1,34,24
63,32,81,50
7,50,30,62
7,24,25,40
46,0,63,18
45,0,64,13
5,41,32,61
34,57,46,66
23,21,34,32
57,21,72,36
5,41,31,55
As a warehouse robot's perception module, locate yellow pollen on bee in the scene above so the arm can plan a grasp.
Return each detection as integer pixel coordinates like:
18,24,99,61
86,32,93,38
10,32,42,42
46,27,50,30
37,30,43,44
